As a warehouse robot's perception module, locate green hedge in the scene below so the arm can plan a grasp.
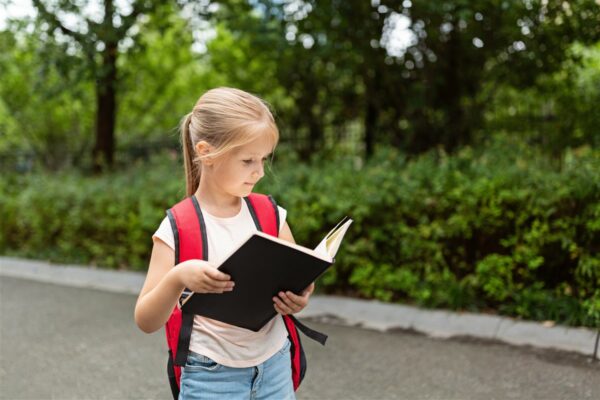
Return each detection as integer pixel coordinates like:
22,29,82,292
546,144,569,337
1,136,598,327
266,138,599,327
0,155,185,269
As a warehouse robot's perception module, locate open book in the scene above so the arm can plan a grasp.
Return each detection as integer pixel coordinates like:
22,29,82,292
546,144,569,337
180,216,353,331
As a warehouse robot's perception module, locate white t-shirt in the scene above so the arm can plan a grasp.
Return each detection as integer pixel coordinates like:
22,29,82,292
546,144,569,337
152,199,288,368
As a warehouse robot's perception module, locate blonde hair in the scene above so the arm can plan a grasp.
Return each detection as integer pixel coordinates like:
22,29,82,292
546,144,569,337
180,87,279,196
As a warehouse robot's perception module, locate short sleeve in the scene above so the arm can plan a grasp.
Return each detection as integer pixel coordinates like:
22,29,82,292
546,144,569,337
277,205,287,233
152,216,175,250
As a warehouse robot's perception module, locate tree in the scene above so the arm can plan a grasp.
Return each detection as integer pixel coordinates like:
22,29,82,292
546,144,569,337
31,0,165,171
389,0,600,152
208,0,388,159
0,24,95,170
117,2,216,149
210,0,600,157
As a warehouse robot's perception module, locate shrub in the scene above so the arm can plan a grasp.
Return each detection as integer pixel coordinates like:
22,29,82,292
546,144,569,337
1,136,598,326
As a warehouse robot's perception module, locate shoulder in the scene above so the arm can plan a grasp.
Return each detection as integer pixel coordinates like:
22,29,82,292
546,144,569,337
266,195,287,226
276,205,287,231
270,197,288,233
152,216,175,250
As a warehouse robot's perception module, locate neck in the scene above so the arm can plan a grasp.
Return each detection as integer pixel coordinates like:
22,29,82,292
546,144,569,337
195,177,241,217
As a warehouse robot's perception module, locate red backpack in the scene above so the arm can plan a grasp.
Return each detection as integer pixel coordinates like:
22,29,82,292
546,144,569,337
164,193,327,399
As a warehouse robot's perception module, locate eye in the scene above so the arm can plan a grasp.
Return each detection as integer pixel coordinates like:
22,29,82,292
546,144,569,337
242,159,253,165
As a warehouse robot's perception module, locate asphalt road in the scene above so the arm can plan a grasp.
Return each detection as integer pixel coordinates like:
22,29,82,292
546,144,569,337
1,276,598,400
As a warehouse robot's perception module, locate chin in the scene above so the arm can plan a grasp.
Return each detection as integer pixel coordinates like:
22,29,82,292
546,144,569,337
238,187,253,196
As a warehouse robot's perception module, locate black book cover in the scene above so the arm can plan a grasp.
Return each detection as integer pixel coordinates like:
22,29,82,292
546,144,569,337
180,233,332,331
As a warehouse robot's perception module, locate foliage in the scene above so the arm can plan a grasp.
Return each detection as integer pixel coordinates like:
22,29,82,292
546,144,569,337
214,0,600,155
0,151,185,269
262,135,599,327
0,26,95,170
1,137,598,327
27,0,183,170
1,0,599,328
482,42,600,153
0,2,222,170
2,2,600,169
116,2,218,148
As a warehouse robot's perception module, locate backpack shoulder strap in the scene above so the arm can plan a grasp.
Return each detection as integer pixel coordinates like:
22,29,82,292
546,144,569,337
244,193,279,237
167,195,208,367
167,195,208,263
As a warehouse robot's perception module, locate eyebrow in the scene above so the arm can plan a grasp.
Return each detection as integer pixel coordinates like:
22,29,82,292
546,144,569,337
243,153,273,158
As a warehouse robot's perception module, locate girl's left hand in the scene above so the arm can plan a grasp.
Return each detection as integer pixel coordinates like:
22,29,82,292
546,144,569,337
273,282,315,315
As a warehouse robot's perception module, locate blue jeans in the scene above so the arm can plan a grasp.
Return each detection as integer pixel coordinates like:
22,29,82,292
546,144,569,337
178,339,295,400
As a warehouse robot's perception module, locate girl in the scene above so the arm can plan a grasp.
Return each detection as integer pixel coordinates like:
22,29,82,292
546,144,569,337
134,87,314,399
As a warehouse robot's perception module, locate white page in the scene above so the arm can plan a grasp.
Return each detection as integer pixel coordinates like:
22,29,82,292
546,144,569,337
314,218,353,259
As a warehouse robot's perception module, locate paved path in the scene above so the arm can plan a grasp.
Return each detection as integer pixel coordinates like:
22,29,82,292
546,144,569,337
1,276,599,400
1,257,596,357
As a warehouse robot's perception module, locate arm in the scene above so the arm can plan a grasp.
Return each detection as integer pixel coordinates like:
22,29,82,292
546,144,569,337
134,238,183,333
134,238,234,333
273,221,315,315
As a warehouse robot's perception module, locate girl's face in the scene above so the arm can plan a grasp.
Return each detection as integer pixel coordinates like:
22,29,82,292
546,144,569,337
210,134,275,198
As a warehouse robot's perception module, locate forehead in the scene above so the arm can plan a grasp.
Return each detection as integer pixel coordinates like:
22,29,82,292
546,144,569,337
234,135,275,156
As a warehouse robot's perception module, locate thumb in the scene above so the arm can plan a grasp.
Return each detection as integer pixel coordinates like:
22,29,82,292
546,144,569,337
205,267,231,281
302,282,315,296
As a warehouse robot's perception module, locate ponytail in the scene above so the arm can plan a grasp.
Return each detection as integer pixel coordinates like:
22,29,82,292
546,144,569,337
181,112,200,196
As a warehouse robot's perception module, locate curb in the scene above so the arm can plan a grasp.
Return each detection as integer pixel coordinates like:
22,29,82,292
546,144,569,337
1,256,598,357
0,256,144,295
296,297,598,357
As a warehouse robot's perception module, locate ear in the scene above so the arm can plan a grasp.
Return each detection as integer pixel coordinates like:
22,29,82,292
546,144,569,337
195,141,214,165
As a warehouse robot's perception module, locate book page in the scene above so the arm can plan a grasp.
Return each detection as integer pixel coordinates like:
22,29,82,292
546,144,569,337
314,217,353,259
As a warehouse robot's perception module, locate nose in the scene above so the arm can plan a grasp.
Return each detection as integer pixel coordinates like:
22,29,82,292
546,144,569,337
253,163,264,179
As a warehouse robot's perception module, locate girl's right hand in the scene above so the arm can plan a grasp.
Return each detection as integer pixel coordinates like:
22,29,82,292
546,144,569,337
175,260,235,294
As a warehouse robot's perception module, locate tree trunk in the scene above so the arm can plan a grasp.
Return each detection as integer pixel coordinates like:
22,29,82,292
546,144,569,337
442,29,466,151
93,0,117,172
364,98,376,159
364,69,378,159
308,107,322,156
297,77,322,161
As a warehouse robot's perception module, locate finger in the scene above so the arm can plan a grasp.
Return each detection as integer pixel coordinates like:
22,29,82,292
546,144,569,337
204,285,232,293
193,283,223,294
202,270,234,289
273,303,286,315
204,268,232,281
211,282,233,293
280,291,305,308
275,300,294,315
201,286,232,294
302,283,315,296
208,278,235,289
280,291,305,312
273,296,294,314
197,279,233,293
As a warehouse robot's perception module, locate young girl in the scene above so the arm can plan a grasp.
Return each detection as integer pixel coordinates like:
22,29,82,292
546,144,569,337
134,87,314,399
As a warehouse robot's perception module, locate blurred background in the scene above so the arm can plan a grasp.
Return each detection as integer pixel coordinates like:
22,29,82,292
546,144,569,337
0,0,598,329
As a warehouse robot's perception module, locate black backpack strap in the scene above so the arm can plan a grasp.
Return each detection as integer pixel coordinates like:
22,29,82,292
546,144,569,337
267,195,280,236
175,313,196,366
167,349,179,399
289,315,328,345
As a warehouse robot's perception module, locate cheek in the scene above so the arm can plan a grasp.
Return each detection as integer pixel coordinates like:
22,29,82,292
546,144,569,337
228,165,249,182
